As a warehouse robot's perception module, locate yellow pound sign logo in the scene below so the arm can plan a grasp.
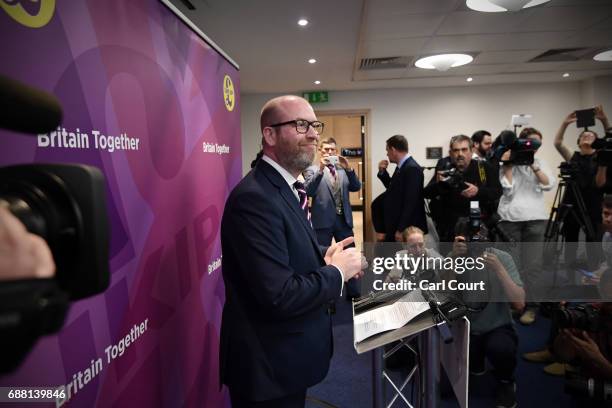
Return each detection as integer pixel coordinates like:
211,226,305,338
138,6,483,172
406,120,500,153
223,75,235,112
1,0,56,28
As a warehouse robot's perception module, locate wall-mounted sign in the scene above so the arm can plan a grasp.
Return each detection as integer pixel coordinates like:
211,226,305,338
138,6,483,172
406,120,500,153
303,91,329,104
426,147,443,160
341,147,363,157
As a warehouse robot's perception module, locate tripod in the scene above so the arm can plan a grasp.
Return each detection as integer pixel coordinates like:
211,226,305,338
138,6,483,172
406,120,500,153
544,172,596,286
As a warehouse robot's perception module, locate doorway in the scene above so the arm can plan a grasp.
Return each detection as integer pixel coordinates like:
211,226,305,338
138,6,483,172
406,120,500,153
315,111,370,249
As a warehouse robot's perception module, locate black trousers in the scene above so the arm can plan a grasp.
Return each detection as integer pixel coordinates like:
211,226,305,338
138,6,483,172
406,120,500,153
470,324,518,382
229,388,306,408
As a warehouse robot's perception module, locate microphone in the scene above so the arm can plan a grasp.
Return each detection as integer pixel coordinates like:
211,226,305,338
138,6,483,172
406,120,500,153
0,75,63,135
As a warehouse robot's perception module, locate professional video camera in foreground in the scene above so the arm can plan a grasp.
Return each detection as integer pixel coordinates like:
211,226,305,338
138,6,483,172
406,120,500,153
493,129,541,166
0,75,110,374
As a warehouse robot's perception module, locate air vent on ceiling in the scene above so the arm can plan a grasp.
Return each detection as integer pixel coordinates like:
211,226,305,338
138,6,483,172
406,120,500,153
360,56,411,70
529,48,591,62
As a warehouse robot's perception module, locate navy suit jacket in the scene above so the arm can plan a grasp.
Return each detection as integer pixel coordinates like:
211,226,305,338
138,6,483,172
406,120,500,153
219,160,342,401
377,156,428,240
303,165,361,229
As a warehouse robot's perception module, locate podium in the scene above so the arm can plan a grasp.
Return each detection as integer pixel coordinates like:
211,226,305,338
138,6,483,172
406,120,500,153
353,294,470,408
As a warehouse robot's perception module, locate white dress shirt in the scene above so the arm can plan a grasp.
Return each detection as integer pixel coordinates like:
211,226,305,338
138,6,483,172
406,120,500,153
261,155,346,292
497,157,557,222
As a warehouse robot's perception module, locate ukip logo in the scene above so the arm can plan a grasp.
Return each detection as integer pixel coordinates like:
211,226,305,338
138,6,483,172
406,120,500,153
223,74,235,112
1,0,55,28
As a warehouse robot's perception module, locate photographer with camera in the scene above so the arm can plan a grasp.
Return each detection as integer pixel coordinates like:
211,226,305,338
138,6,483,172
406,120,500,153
448,217,525,408
424,135,502,245
554,110,604,272
550,272,612,406
498,127,556,325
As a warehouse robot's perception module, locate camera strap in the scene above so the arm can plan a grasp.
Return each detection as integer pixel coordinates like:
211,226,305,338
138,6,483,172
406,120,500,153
478,161,487,184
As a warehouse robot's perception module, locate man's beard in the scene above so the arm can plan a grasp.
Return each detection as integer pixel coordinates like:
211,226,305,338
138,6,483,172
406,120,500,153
276,137,315,174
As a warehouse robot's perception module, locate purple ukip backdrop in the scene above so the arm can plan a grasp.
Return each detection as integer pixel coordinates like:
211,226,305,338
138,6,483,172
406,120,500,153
0,0,240,406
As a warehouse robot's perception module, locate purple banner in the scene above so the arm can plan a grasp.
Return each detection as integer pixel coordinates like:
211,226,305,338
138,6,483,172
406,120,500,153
0,0,240,406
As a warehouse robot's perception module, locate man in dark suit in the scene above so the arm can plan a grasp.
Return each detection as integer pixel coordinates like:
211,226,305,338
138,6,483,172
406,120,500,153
377,134,428,242
303,137,362,298
220,95,363,408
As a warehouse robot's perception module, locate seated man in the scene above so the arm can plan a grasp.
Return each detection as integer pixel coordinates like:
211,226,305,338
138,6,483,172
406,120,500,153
449,218,525,408
386,226,442,283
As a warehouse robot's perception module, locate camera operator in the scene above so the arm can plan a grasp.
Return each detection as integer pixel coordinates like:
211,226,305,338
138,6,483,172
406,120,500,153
448,218,525,408
554,111,604,271
424,135,502,245
593,106,612,192
551,273,612,406
498,127,556,325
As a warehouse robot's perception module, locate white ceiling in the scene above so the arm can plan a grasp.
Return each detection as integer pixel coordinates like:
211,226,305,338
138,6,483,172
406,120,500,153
168,0,612,93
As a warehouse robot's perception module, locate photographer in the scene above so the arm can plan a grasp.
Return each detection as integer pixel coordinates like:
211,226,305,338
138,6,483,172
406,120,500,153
449,218,525,408
554,110,603,271
498,127,556,325
424,135,502,244
551,273,612,406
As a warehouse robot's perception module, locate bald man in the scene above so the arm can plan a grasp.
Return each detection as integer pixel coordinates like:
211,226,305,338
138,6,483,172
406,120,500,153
219,96,363,408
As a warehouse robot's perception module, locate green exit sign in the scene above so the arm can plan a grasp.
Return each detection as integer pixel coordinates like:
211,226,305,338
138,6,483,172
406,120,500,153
303,91,329,104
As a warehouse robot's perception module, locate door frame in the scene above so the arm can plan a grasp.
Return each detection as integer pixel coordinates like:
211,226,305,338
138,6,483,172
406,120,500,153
314,109,373,243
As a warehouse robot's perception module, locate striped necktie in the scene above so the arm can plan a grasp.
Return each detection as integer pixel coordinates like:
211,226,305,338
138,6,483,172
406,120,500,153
327,164,337,178
293,181,311,225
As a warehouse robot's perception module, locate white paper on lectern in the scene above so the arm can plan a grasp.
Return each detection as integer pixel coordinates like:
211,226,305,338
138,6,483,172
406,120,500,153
353,290,430,344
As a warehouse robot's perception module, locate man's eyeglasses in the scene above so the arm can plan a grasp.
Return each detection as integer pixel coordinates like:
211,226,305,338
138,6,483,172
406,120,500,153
269,119,324,135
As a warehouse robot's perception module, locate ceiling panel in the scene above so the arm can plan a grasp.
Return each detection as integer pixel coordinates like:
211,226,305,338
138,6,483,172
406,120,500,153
422,31,575,54
368,0,460,15
474,50,545,64
436,11,531,35
518,5,612,31
361,38,428,58
365,13,446,40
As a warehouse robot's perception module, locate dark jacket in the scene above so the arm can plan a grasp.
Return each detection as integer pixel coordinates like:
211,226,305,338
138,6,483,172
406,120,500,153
303,165,361,229
424,157,502,241
220,160,342,400
377,155,428,241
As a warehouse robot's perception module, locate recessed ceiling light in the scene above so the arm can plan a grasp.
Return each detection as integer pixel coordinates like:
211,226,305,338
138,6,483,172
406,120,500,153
467,77,473,82
594,49,612,62
308,58,317,64
466,0,550,12
314,80,321,85
298,19,309,26
563,72,570,78
415,54,473,71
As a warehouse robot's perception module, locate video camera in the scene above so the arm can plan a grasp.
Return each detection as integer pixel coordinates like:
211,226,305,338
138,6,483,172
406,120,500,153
493,130,541,166
558,161,581,179
553,304,606,332
0,75,110,373
592,130,612,166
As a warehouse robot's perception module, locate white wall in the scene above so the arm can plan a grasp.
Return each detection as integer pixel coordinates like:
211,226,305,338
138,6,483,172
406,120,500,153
241,77,612,206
